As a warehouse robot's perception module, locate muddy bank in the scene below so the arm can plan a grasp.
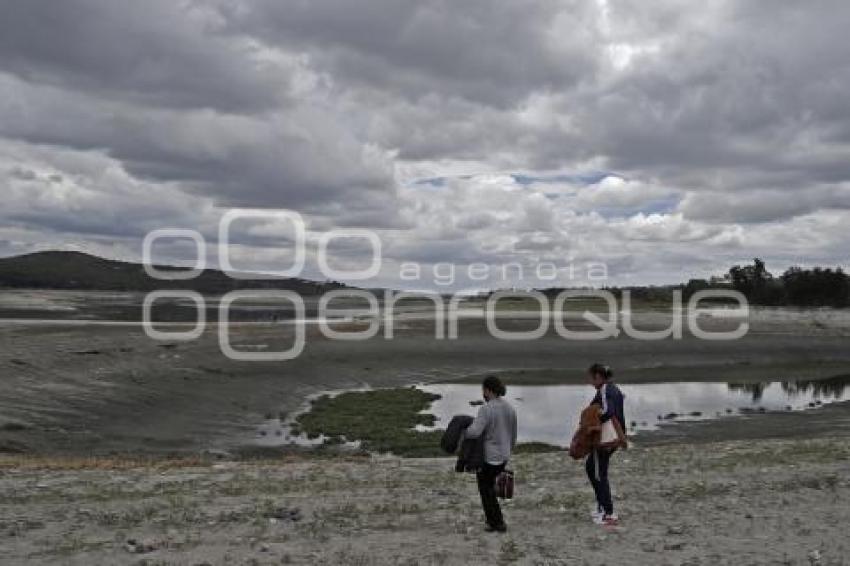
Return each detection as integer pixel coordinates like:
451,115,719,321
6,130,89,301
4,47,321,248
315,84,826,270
639,399,850,445
2,307,850,456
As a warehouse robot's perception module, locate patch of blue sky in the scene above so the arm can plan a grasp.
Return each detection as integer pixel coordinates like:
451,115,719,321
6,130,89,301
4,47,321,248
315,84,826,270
412,176,447,187
410,174,477,188
590,194,681,219
410,171,610,188
511,171,610,186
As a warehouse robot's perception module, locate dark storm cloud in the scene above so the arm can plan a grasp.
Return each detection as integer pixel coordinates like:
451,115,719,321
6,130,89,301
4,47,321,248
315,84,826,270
0,0,290,112
0,0,397,215
679,186,850,224
0,72,396,211
0,0,848,283
216,0,602,108
568,0,850,191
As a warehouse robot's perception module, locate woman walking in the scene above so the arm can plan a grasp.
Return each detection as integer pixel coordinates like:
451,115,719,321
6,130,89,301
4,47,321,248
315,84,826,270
586,363,626,526
463,375,517,533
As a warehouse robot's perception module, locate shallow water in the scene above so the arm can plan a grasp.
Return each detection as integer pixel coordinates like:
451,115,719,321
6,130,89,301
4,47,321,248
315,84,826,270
418,376,850,446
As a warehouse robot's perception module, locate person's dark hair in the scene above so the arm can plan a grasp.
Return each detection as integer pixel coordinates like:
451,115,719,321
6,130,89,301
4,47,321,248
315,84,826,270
482,375,506,397
588,363,613,380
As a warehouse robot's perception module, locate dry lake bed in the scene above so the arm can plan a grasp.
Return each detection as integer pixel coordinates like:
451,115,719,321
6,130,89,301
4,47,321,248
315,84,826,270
2,291,850,564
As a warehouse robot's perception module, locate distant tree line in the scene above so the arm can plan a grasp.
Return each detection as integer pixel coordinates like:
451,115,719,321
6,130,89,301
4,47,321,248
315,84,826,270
541,258,850,308
6,251,846,307
701,258,849,308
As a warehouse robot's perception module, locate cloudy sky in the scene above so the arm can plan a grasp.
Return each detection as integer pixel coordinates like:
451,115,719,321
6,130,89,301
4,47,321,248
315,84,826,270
1,0,849,290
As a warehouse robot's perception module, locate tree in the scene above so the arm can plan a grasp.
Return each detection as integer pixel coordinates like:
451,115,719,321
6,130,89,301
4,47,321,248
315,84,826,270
728,258,785,305
781,266,849,307
682,278,710,300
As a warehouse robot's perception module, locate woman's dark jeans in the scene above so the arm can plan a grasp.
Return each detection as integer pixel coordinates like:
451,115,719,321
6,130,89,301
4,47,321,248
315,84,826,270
586,448,615,515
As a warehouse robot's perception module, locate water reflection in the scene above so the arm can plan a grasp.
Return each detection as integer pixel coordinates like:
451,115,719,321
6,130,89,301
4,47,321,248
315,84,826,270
727,382,768,402
779,375,850,398
728,376,849,402
419,376,849,447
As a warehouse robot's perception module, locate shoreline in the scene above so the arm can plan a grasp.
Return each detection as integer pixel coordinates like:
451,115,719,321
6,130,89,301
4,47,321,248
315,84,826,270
4,301,850,458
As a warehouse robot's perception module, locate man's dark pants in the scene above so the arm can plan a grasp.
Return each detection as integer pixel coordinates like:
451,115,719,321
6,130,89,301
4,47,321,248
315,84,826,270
476,462,506,527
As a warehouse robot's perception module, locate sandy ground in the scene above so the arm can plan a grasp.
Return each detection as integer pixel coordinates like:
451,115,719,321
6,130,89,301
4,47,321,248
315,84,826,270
1,436,848,565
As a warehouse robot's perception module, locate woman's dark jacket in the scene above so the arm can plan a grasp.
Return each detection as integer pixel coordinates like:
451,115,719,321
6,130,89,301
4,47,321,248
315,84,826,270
592,382,626,427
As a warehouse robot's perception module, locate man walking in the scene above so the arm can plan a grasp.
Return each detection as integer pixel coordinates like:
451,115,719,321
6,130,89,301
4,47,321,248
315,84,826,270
464,375,517,533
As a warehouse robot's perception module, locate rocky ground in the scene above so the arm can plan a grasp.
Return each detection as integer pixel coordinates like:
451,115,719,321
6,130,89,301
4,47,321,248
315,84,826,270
1,436,848,565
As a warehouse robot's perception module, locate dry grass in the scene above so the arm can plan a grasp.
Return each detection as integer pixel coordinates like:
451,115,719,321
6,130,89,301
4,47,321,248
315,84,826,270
0,452,372,472
0,455,210,471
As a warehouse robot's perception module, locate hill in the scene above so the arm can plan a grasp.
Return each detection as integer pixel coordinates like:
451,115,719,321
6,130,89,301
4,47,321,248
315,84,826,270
0,251,348,295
